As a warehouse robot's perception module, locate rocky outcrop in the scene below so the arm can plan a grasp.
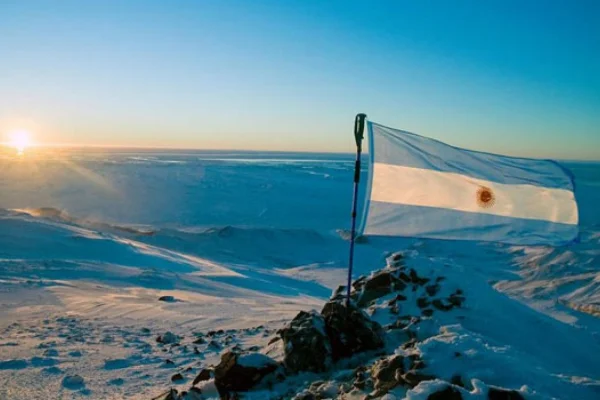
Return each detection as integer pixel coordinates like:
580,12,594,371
321,300,384,361
153,253,532,400
277,296,384,373
355,268,405,307
213,351,278,395
278,310,332,373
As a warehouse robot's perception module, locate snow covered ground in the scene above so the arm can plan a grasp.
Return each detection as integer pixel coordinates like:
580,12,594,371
0,148,598,399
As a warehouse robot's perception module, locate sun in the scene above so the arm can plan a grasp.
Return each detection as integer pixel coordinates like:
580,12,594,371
7,130,33,155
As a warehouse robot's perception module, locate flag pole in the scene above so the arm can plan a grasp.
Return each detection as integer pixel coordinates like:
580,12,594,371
346,113,367,306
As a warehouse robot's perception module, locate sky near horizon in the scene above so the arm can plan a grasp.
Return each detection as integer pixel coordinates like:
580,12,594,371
1,0,599,159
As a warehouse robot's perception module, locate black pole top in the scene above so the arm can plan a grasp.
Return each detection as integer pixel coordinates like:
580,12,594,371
354,113,367,151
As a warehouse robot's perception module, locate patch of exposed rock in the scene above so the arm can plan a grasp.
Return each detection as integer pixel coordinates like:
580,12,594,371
321,300,384,361
278,310,332,373
213,351,278,395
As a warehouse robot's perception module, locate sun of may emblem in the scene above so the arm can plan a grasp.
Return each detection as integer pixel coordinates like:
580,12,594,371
476,186,495,208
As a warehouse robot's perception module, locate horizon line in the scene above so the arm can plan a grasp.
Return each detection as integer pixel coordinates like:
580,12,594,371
1,143,599,163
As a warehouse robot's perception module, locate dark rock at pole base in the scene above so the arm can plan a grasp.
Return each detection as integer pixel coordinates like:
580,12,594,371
213,351,278,395
321,300,384,361
488,387,526,400
427,385,463,400
278,310,332,373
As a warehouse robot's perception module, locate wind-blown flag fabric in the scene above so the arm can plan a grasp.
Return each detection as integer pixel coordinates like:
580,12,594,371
358,122,579,246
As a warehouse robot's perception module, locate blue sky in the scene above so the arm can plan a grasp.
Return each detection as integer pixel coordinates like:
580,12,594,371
1,0,599,159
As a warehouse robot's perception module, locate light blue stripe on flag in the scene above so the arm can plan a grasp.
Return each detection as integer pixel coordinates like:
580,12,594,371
359,122,579,246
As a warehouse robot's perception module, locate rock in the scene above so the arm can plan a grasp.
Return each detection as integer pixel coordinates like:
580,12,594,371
355,269,405,307
353,374,367,390
372,355,405,393
156,388,179,400
321,300,384,361
208,340,221,350
386,319,408,331
213,351,278,394
279,310,332,373
450,375,465,387
427,385,463,400
388,294,408,306
331,285,347,301
108,378,125,386
192,368,212,385
43,349,59,357
193,337,206,344
400,370,435,388
62,374,85,389
422,309,434,317
399,272,411,283
391,253,404,262
448,291,466,307
171,373,184,382
159,295,177,302
184,387,203,400
409,268,430,285
312,381,339,398
157,331,180,345
402,338,418,349
432,299,454,312
267,336,281,345
425,283,441,296
488,387,525,400
292,391,317,400
417,297,430,308
352,276,367,290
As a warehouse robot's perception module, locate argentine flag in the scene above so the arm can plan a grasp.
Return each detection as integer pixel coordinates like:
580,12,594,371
358,122,579,246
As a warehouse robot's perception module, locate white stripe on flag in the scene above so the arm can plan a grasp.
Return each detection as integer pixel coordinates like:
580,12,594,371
371,163,578,225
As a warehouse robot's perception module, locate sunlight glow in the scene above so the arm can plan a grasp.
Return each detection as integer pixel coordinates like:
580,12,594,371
7,130,33,155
